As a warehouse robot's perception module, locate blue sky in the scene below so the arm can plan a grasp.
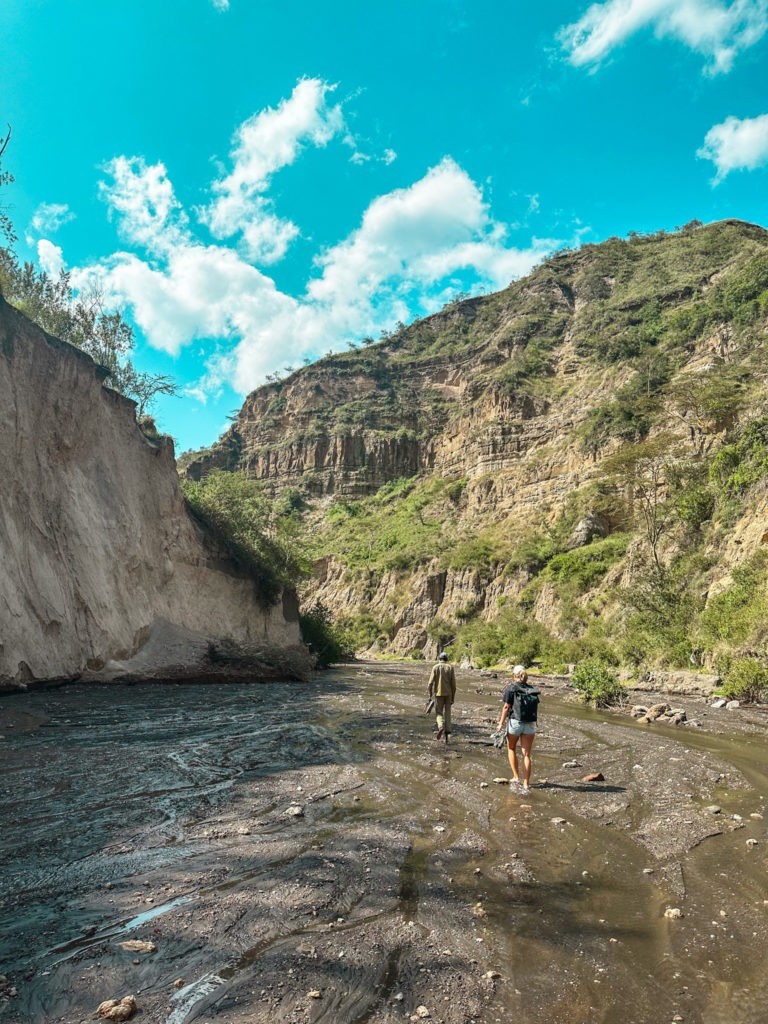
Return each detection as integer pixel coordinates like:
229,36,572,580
2,0,768,452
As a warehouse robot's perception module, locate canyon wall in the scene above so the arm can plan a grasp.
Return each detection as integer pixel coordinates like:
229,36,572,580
0,297,311,690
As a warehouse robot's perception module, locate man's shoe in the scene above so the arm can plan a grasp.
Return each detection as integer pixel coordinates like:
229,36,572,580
435,726,444,740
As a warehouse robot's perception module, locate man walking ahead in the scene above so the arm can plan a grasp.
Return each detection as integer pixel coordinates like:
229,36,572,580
427,651,456,742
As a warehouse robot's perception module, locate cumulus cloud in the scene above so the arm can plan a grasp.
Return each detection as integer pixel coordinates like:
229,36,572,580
37,239,65,278
99,156,189,252
200,78,344,262
211,0,229,11
698,112,768,181
559,0,768,74
30,202,75,236
65,82,559,399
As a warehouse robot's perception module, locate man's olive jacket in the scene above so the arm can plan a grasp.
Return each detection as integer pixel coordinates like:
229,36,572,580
428,662,456,700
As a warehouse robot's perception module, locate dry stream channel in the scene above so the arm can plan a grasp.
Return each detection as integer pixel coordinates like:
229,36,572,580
1,663,767,1024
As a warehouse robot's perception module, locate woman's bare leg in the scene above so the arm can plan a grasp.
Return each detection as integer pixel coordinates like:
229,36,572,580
507,735,520,781
520,733,535,789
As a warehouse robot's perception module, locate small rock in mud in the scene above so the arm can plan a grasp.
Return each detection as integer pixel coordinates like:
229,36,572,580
307,990,322,999
484,970,501,979
284,804,305,818
582,772,605,782
664,908,684,919
726,700,741,710
96,995,137,1020
472,902,487,918
492,777,508,784
173,979,184,989
746,838,759,847
562,760,582,768
118,940,156,953
646,703,671,721
551,817,567,826
706,805,722,814
413,1007,431,1019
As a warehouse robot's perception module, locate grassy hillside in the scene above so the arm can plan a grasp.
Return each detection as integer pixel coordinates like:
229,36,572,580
187,219,768,700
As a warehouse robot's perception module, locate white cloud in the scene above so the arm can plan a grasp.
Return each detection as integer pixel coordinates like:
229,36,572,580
559,0,768,74
65,82,560,399
211,0,229,11
99,156,189,252
30,202,75,235
698,112,768,181
200,78,344,262
37,239,65,277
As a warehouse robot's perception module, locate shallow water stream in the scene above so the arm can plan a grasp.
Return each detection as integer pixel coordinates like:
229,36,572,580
1,664,767,1024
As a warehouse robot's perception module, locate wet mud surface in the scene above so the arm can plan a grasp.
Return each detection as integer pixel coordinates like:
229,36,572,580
1,665,767,1024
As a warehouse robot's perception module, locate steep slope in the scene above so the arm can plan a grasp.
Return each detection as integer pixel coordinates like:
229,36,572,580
0,297,311,690
185,220,768,680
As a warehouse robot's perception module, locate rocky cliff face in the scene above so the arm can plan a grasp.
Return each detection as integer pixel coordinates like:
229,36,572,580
185,221,768,668
0,297,311,690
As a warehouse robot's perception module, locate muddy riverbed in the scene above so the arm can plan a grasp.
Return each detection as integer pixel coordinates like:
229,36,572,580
1,663,767,1024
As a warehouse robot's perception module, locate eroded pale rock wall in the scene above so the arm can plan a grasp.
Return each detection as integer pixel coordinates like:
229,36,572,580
0,298,310,689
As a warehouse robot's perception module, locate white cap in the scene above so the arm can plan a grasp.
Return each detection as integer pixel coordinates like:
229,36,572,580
512,665,526,675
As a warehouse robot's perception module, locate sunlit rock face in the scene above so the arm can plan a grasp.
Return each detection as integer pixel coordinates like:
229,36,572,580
182,220,768,661
0,298,310,690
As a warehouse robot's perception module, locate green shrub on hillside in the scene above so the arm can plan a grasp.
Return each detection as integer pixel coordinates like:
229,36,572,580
618,565,702,667
181,471,301,605
339,613,392,651
699,553,768,649
710,418,768,499
719,657,768,703
542,534,629,593
674,484,716,531
572,658,626,707
299,602,353,667
317,476,462,572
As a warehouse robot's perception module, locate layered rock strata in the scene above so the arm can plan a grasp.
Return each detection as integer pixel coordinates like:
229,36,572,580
0,297,311,690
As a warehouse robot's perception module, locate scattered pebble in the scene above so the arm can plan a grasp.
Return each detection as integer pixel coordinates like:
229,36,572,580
308,990,322,999
284,804,305,818
664,908,684,919
118,940,156,953
484,970,501,979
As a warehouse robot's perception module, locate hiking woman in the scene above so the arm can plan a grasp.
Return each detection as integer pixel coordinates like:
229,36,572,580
497,665,538,790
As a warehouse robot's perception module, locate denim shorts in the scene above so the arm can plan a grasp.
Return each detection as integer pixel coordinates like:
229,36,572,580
507,718,536,736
